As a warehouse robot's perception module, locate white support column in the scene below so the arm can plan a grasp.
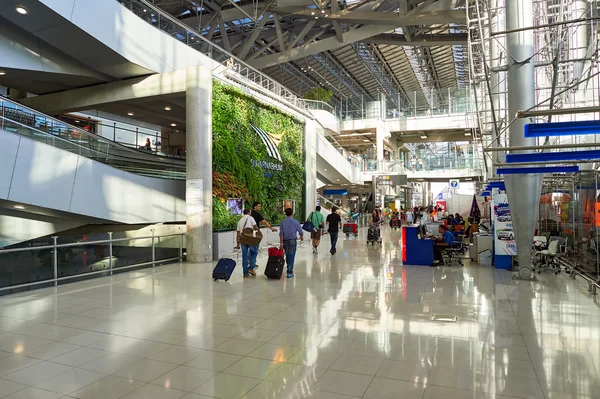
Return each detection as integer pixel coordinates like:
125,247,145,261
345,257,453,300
504,0,543,277
304,119,317,217
186,66,213,263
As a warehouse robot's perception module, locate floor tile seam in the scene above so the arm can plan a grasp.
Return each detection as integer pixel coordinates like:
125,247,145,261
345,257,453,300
358,352,390,398
222,358,284,380
0,383,61,399
26,364,108,395
506,301,547,394
423,382,536,399
30,343,88,364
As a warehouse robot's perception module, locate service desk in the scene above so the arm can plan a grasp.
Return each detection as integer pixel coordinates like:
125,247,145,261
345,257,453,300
402,225,434,266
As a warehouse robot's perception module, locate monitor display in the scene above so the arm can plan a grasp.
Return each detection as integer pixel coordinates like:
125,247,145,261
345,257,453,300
227,198,244,215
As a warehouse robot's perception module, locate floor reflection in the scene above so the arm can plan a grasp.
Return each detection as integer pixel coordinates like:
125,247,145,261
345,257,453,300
0,226,598,398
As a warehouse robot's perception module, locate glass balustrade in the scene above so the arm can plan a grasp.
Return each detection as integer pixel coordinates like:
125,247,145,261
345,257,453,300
0,97,185,180
0,232,184,295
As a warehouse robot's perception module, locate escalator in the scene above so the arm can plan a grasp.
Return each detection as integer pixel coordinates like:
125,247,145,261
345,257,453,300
0,96,185,179
0,97,186,227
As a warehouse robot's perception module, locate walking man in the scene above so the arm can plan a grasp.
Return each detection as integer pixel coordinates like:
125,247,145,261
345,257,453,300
307,206,325,254
326,206,342,255
250,201,277,270
279,208,304,278
236,209,258,278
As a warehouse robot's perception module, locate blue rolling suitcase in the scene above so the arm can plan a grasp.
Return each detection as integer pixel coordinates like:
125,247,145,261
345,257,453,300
213,258,236,281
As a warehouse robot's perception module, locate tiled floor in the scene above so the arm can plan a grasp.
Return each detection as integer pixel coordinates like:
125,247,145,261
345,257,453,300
1,227,599,398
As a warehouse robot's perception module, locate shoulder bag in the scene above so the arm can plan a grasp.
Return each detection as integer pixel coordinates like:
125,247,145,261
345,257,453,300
239,217,263,246
302,212,315,232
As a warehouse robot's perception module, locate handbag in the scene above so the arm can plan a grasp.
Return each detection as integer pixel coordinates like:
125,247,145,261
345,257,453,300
239,217,263,246
302,212,315,232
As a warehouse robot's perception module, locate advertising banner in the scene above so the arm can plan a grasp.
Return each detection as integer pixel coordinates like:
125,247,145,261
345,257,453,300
492,192,517,255
435,200,447,213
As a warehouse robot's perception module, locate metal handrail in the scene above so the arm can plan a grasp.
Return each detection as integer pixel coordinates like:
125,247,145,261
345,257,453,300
0,96,179,161
0,231,185,293
121,0,310,111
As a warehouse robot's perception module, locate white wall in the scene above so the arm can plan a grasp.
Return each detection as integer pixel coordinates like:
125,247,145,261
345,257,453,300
39,0,219,75
0,128,185,224
0,211,84,248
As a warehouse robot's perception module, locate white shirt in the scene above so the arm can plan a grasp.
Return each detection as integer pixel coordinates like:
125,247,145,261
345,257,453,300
237,215,257,232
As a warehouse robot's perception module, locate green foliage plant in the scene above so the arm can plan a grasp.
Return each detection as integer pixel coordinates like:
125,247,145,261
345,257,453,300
212,80,306,231
303,87,334,103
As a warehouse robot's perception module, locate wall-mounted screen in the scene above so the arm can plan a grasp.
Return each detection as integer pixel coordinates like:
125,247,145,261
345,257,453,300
227,198,244,215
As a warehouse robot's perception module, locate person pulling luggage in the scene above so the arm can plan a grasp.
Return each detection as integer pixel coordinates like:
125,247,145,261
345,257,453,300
236,209,260,278
250,201,277,270
279,208,304,278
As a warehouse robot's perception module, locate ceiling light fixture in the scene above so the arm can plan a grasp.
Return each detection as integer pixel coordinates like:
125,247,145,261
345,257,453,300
15,6,28,15
127,112,134,116
315,16,319,19
0,71,5,76
14,205,25,210
324,14,328,17
164,106,171,111
336,179,340,182
420,135,427,139
362,139,370,142
170,123,176,127
311,11,315,15
323,168,328,171
321,9,326,13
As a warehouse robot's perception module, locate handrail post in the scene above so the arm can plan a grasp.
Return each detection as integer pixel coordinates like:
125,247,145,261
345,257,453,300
52,236,58,286
151,229,156,267
135,128,139,148
108,232,113,276
179,234,184,262
113,122,116,141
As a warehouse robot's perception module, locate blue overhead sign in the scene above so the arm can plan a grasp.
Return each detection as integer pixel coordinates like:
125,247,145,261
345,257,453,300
323,189,348,196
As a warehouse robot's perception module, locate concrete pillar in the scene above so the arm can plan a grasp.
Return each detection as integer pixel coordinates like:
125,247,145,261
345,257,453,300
504,0,543,277
341,195,348,210
305,119,318,217
186,66,213,263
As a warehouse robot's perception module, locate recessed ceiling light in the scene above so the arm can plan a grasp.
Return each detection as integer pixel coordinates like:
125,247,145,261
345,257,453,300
315,16,319,19
143,8,147,12
324,14,328,17
321,9,326,13
464,133,471,136
362,139,370,142
420,135,427,139
15,6,28,15
164,106,171,111
74,120,80,123
336,179,340,182
0,71,5,76
170,123,176,127
14,205,25,210
324,168,328,171
127,112,134,116
311,11,315,15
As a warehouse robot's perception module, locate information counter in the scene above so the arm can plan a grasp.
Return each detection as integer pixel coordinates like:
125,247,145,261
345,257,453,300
401,225,434,266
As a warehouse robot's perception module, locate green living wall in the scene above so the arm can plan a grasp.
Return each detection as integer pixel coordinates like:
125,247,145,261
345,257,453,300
212,80,305,231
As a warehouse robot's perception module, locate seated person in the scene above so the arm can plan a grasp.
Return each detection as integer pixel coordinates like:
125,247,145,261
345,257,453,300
430,225,455,266
454,213,465,225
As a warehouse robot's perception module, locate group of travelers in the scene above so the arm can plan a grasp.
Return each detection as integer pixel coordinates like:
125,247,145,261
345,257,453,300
235,202,343,280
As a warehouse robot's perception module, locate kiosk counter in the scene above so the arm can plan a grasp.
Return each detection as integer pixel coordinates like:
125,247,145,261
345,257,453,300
402,225,434,266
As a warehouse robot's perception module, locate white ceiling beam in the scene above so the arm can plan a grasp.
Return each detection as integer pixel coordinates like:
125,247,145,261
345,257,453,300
237,16,269,59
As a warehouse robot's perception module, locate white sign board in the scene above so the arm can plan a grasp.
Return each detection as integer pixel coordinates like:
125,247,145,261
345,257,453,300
186,179,204,215
449,179,460,189
492,191,517,255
